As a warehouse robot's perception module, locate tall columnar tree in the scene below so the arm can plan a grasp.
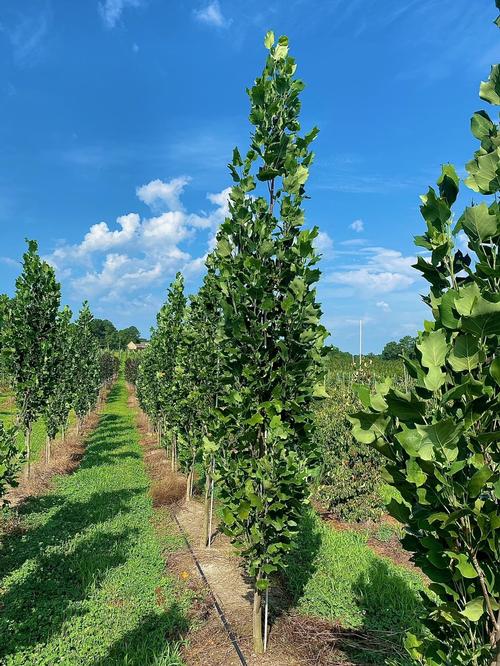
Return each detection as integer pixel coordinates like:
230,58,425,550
43,306,73,461
350,48,500,666
2,240,61,476
73,302,101,430
212,32,326,653
175,272,224,510
137,273,186,459
156,273,186,464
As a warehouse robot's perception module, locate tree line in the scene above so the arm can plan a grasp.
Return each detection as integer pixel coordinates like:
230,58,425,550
0,240,118,492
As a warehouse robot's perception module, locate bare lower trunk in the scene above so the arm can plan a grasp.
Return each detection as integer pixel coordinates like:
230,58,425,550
171,433,176,471
25,427,32,479
253,585,264,654
201,472,210,547
208,475,215,548
45,435,51,464
61,425,66,443
185,470,191,503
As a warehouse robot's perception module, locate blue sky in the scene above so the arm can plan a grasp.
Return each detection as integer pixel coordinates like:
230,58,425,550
0,0,498,352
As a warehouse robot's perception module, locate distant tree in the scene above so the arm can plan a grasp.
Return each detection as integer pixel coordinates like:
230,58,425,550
118,326,141,348
381,336,417,360
90,319,117,347
73,302,101,430
381,340,401,360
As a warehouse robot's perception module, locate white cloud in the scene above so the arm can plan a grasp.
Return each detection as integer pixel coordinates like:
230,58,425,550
325,246,417,295
47,177,230,302
376,300,391,312
350,218,364,233
81,213,140,253
315,231,334,256
98,0,143,29
194,1,232,28
136,176,191,212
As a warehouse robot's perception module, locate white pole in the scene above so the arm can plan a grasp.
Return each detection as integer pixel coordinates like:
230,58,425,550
263,587,269,652
359,319,363,366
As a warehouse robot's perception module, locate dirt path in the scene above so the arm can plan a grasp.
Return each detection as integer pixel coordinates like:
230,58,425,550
128,386,303,666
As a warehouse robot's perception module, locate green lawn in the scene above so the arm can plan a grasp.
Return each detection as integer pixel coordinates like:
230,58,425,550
285,511,425,665
0,376,190,665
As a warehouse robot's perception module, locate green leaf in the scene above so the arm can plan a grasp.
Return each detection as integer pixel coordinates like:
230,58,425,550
490,357,500,386
273,35,289,60
417,329,448,369
459,203,497,241
468,466,493,497
246,413,264,426
479,64,500,105
264,30,275,49
461,597,484,621
448,334,481,373
406,459,427,487
447,552,478,579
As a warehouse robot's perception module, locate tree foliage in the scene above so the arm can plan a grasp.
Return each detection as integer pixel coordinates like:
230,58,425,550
210,31,326,653
381,336,417,361
350,56,500,665
73,302,101,424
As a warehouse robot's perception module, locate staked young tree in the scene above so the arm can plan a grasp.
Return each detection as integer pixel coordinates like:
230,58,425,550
2,240,61,477
211,32,326,653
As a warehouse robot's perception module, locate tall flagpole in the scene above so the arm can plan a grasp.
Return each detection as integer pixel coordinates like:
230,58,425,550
359,319,363,366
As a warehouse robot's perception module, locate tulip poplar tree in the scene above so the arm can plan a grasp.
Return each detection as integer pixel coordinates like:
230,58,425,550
43,306,73,461
350,38,500,666
212,32,326,653
2,240,61,477
73,302,101,430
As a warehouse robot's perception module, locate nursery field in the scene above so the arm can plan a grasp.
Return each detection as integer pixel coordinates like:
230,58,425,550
1,8,499,665
0,372,426,665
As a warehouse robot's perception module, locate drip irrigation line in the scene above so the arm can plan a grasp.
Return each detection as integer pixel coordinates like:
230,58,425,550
171,512,249,666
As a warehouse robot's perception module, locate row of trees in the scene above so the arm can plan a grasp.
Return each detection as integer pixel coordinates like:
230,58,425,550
0,241,117,498
136,17,499,665
136,31,326,654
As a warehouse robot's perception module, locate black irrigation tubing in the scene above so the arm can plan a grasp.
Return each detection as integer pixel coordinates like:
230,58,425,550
171,511,249,666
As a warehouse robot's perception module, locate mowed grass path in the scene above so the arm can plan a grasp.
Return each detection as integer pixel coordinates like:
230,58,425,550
0,375,189,666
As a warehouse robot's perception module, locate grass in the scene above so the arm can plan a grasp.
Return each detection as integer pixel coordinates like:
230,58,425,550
0,374,190,665
285,511,425,665
0,389,76,465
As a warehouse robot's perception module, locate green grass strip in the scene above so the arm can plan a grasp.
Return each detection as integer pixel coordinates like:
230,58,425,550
0,375,190,665
286,511,425,665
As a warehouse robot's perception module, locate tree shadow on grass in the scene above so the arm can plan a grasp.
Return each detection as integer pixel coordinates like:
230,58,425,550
0,488,143,659
92,606,189,666
337,557,424,665
0,392,153,661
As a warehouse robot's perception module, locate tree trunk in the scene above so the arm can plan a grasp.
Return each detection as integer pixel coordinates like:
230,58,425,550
185,470,191,503
171,433,176,471
208,473,215,548
201,472,210,547
45,435,51,464
61,424,66,443
253,585,264,654
25,427,31,479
